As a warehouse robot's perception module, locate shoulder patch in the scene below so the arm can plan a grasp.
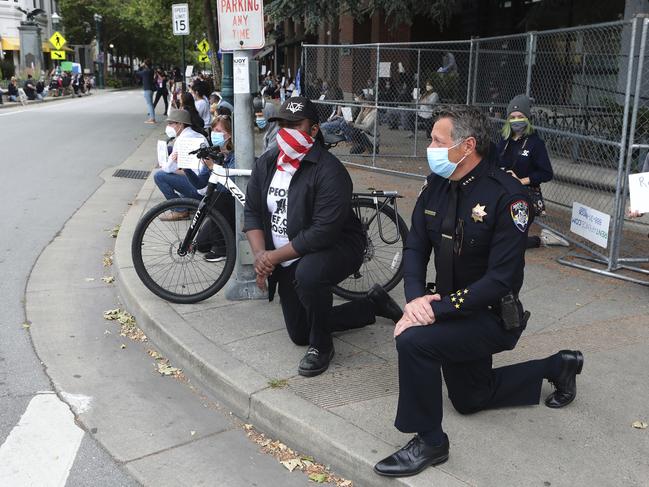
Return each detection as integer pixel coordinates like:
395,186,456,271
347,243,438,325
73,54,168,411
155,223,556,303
510,199,529,232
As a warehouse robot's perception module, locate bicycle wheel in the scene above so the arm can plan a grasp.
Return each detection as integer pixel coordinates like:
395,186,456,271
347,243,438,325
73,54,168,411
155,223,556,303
332,198,409,300
131,198,236,304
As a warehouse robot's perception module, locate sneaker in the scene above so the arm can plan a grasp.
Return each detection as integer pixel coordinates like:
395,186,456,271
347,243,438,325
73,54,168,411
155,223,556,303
144,119,156,124
298,346,334,377
159,210,190,221
540,228,570,247
204,251,226,262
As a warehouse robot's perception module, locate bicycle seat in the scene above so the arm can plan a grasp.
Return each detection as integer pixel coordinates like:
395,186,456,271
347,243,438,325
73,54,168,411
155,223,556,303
322,129,346,149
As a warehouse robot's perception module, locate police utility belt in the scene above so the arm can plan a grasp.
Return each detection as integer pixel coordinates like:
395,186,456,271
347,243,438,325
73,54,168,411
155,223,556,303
426,283,530,331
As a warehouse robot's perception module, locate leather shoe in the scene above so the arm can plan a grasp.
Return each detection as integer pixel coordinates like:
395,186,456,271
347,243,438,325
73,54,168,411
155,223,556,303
545,350,584,408
367,284,403,323
374,434,449,477
298,346,334,378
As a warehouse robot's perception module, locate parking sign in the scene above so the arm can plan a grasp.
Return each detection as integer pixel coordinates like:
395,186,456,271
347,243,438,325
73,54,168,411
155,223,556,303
216,0,265,50
172,4,190,35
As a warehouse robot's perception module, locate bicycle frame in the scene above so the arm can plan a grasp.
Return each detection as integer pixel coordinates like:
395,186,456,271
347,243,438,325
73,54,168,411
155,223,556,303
353,191,403,245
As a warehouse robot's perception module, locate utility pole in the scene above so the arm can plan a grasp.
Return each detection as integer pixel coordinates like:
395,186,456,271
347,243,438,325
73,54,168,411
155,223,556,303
93,13,103,89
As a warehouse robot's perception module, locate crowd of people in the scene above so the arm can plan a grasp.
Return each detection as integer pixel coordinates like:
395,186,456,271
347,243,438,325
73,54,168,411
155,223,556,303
0,70,94,106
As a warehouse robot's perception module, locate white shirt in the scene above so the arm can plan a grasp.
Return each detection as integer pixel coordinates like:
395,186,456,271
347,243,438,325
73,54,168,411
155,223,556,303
166,127,208,195
267,169,299,267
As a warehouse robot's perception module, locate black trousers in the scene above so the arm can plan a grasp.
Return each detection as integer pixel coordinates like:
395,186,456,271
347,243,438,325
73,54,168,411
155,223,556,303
275,241,376,351
395,311,546,433
153,89,169,114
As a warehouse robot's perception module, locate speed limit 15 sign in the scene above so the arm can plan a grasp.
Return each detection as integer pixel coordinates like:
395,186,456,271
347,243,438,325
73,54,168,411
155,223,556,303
172,3,190,35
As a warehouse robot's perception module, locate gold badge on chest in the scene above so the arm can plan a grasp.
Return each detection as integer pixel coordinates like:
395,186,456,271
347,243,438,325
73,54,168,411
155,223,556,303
471,203,487,223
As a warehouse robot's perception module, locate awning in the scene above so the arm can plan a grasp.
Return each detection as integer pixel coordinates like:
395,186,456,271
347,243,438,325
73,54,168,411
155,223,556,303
253,45,274,59
1,37,20,51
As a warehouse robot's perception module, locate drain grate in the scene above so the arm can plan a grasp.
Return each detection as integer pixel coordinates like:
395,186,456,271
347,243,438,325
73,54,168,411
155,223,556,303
112,169,151,180
289,362,399,409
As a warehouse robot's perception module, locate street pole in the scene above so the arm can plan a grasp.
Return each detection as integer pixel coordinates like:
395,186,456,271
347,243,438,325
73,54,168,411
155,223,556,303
94,14,103,89
221,52,233,104
225,49,264,300
181,35,186,88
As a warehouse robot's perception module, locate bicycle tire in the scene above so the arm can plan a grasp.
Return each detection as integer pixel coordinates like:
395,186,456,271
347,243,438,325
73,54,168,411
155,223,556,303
332,198,409,300
131,198,236,304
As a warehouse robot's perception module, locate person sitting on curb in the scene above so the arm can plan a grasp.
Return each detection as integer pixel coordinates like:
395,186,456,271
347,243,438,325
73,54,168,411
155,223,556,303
154,109,208,221
243,97,403,378
6,77,21,103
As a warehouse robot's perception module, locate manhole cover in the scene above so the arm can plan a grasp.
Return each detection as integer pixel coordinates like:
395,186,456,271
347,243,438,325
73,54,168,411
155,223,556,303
113,169,150,180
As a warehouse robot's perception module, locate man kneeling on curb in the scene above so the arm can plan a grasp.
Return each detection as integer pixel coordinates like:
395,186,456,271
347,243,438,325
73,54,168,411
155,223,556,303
243,97,402,377
374,105,584,478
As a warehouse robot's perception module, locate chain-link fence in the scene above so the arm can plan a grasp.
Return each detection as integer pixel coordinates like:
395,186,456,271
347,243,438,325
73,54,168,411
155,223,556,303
302,17,649,285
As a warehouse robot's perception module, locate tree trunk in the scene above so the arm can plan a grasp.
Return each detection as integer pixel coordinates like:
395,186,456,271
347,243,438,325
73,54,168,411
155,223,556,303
203,0,222,89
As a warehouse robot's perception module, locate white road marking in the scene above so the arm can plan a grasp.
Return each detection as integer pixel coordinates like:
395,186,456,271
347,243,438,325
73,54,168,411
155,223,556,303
0,392,85,487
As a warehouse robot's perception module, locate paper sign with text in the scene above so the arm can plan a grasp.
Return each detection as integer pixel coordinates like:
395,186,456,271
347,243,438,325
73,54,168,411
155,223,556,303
379,62,391,78
233,56,250,94
570,202,611,248
157,140,168,167
174,137,205,171
341,107,353,122
216,0,265,50
628,172,649,213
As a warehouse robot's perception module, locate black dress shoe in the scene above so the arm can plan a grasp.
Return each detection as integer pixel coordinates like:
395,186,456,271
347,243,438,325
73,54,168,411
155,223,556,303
374,434,449,477
298,346,334,377
545,350,584,408
367,284,403,323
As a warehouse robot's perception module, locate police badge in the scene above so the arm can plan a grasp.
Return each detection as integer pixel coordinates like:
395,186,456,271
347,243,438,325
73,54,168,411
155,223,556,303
510,200,529,232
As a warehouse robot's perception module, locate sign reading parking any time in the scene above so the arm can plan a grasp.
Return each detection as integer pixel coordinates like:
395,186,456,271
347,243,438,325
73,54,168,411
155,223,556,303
216,0,265,50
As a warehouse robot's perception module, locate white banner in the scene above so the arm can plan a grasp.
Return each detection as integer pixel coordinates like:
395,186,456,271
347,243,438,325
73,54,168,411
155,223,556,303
628,172,649,213
570,202,611,249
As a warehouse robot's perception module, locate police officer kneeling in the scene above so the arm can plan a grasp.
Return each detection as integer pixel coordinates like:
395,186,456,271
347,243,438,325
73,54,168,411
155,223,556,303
374,105,584,477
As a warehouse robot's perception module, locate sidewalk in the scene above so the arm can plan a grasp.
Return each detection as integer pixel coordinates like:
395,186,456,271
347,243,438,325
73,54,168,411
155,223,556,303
115,141,649,486
0,87,133,110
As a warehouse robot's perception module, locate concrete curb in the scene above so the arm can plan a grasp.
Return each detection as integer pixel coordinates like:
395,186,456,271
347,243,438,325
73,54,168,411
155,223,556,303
114,170,466,486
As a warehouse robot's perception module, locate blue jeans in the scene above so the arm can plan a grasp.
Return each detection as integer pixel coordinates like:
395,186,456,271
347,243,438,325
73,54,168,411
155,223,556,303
154,171,202,210
321,117,353,141
143,90,155,120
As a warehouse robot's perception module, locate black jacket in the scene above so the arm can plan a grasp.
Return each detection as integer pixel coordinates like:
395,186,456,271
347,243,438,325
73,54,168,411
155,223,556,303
243,142,365,257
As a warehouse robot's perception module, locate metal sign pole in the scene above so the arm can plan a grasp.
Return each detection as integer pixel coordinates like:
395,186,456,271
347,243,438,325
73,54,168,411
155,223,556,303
181,35,186,88
225,49,264,300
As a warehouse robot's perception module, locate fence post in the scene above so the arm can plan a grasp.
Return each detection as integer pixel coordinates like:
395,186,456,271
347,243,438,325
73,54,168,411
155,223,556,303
610,16,644,270
413,48,421,156
302,44,308,96
471,40,480,104
466,38,475,105
525,31,536,97
372,44,380,166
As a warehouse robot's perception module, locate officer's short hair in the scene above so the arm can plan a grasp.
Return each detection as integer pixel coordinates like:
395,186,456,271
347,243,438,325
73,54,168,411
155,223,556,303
433,105,491,157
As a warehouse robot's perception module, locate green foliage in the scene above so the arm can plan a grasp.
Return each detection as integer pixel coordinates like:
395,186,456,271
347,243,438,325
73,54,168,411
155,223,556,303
0,59,16,80
105,76,122,88
266,0,458,34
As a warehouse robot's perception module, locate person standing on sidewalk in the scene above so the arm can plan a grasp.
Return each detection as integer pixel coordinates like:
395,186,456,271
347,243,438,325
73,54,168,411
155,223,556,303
153,68,169,116
243,97,403,378
496,94,568,248
136,59,156,124
374,105,584,478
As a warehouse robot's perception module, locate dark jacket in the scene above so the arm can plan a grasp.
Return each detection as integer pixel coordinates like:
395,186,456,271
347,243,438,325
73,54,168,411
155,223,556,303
495,132,553,186
136,67,154,91
243,142,365,257
404,159,532,320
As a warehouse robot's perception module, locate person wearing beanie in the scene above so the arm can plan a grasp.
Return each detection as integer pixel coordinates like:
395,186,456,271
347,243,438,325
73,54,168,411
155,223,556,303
496,94,568,248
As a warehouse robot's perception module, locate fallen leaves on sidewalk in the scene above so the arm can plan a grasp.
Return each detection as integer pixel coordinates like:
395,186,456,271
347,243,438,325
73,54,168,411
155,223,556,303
101,276,115,284
245,426,352,486
110,225,121,238
103,308,147,342
268,378,288,389
632,420,648,429
21,322,31,329
147,348,184,378
103,250,114,267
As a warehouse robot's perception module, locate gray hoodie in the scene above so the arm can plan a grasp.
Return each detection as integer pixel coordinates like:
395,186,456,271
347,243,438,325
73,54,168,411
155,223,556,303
262,103,280,154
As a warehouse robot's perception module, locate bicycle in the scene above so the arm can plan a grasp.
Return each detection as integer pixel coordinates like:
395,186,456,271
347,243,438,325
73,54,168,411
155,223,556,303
131,146,408,304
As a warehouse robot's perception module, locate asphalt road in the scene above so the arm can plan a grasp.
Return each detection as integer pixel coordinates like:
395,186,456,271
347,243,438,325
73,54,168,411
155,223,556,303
0,91,158,486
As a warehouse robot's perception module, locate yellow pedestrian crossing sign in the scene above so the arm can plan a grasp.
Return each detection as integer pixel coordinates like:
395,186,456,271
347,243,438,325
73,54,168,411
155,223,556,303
51,50,66,60
49,31,67,50
198,54,209,63
197,39,210,54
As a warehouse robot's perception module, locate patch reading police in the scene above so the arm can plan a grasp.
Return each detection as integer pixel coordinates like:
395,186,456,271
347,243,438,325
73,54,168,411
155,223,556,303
510,200,529,232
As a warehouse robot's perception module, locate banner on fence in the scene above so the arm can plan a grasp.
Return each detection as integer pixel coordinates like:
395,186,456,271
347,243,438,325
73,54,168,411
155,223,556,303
570,202,611,249
628,172,649,213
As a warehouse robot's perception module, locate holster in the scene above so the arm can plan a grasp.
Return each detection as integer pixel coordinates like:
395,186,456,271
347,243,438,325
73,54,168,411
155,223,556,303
496,292,530,331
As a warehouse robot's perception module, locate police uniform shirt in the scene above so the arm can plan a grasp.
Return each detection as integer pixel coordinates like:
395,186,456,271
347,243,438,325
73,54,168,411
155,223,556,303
495,133,553,186
403,159,533,321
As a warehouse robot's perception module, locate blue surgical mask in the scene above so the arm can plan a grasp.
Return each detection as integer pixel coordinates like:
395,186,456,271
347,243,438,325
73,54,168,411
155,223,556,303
256,118,267,129
210,131,226,147
426,140,466,179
